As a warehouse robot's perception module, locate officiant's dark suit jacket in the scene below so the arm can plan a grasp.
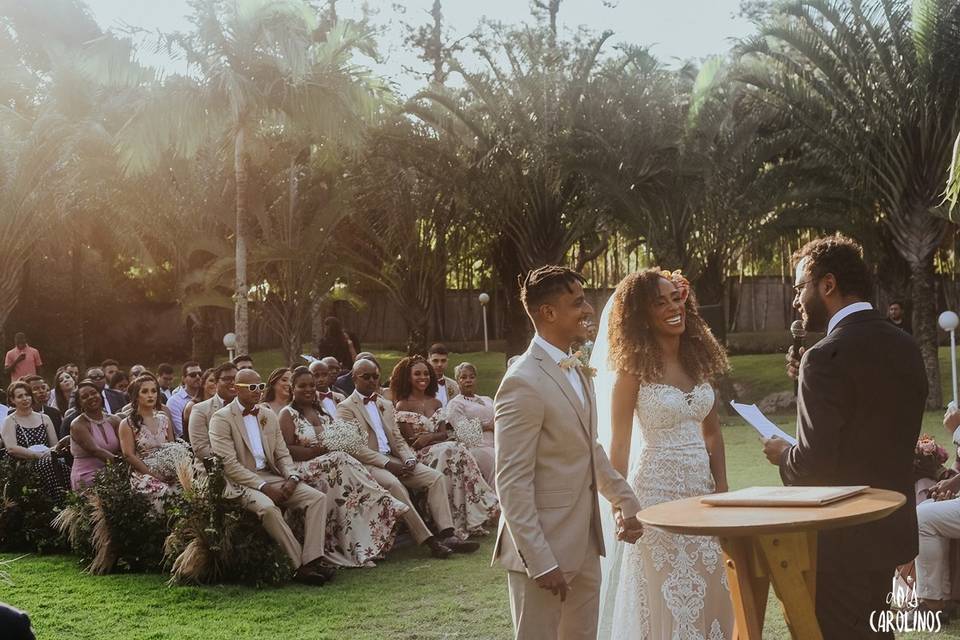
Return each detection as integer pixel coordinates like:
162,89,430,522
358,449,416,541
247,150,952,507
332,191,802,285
780,308,927,573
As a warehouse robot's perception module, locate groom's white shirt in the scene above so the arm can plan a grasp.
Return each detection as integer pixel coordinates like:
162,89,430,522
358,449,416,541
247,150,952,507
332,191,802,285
532,334,585,405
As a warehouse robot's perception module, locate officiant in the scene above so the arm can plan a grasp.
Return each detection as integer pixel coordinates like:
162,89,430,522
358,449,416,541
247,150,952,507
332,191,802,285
760,235,926,639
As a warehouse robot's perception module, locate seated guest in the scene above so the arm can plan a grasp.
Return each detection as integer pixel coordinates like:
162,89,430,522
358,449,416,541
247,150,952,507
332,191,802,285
334,352,377,396
84,367,127,415
309,360,345,417
209,368,335,585
182,367,217,432
233,354,254,371
427,344,460,407
51,369,76,414
69,380,121,490
118,375,190,510
156,363,175,401
336,358,478,558
23,375,62,439
446,362,496,489
278,366,408,567
101,359,120,386
0,381,70,500
262,367,292,415
316,316,361,369
167,361,203,439
188,363,238,459
319,356,342,384
129,364,147,379
63,363,79,382
391,356,499,538
109,370,130,396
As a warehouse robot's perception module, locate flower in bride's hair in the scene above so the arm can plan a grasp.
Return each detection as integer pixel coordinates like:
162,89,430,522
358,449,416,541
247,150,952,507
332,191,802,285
659,268,690,303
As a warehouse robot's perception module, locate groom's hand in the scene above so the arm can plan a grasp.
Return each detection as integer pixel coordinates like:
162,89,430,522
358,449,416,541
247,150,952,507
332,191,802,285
762,436,791,465
615,512,643,544
535,568,569,602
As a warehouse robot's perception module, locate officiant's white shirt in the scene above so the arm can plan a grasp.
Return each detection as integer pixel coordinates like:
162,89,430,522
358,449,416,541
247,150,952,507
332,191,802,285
533,334,585,406
827,301,873,336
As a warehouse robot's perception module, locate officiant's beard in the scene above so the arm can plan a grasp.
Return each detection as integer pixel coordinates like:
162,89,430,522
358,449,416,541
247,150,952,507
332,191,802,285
802,295,829,333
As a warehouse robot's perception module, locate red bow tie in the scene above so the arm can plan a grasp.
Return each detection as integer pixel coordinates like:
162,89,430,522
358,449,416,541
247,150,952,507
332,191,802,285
242,406,260,417
319,391,333,400
363,394,379,405
437,379,445,387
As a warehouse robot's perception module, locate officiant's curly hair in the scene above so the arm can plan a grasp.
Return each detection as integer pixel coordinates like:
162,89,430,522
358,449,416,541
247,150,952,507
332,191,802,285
607,269,729,384
791,235,872,298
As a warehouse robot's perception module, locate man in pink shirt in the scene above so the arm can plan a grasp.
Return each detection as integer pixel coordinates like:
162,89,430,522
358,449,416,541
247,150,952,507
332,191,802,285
4,333,42,381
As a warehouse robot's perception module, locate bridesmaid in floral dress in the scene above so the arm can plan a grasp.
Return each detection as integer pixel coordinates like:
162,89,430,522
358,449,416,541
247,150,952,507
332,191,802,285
390,356,499,539
118,375,192,511
277,366,409,567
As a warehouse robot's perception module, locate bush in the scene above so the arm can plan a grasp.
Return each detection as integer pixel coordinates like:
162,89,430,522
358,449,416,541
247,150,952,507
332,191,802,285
164,457,292,587
0,456,66,553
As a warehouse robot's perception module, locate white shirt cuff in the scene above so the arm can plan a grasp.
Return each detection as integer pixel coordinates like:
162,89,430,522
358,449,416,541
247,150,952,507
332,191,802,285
257,481,266,491
533,565,559,579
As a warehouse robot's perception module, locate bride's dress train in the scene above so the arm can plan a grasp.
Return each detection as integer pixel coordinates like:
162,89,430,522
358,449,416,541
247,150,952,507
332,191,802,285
602,382,733,640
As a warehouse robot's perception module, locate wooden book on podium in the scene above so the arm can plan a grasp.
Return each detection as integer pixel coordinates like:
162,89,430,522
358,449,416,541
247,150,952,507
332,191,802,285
701,485,870,507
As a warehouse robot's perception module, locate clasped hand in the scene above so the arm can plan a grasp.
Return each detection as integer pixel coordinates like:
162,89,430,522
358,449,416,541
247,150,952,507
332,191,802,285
615,510,643,544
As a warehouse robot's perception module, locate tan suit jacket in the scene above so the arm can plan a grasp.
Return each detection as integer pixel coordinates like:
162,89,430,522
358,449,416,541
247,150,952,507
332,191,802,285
209,399,296,490
335,391,416,467
440,376,460,403
493,341,640,579
188,395,224,459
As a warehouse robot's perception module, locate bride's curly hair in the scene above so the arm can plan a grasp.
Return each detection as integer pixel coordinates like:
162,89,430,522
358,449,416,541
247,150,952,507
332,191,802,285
607,269,729,384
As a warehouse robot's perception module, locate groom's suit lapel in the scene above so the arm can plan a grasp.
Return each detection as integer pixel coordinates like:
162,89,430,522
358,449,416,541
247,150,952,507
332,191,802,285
531,343,591,436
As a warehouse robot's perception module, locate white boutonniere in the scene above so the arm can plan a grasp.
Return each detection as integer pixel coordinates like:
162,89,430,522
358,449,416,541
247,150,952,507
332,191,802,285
258,414,267,428
559,351,597,378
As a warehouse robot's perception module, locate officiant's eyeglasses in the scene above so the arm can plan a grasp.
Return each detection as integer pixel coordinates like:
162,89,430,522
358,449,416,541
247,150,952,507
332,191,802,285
792,278,818,295
235,383,267,391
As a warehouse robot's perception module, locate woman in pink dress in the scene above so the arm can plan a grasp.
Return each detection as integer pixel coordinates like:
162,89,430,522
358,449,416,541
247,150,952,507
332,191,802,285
69,379,122,490
445,362,496,490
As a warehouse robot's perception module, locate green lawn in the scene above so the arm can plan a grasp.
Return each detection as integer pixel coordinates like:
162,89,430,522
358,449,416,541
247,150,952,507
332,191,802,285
3,347,959,639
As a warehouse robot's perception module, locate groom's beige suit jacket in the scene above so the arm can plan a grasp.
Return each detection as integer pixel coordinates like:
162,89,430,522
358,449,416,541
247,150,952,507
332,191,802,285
493,341,641,579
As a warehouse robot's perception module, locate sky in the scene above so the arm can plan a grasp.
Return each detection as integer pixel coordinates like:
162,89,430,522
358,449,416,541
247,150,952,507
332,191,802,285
82,0,755,95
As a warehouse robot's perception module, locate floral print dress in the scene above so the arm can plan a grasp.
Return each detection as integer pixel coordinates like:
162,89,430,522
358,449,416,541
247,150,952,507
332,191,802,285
287,407,409,567
129,412,191,512
395,409,500,539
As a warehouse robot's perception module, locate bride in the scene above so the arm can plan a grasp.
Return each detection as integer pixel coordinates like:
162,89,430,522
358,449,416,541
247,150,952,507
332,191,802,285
593,268,734,639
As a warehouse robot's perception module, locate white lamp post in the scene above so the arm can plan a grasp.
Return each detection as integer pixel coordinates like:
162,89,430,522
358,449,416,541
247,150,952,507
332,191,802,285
478,293,490,353
223,332,237,362
939,311,960,409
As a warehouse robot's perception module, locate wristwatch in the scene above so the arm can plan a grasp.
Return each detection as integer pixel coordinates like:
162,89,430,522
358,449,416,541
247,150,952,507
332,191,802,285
288,474,301,482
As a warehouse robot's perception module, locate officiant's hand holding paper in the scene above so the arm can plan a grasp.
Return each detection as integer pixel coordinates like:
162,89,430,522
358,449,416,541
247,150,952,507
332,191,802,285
762,436,792,465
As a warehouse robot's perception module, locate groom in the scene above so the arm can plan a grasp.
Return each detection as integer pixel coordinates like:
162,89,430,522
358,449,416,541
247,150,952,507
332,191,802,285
763,236,927,639
494,265,643,640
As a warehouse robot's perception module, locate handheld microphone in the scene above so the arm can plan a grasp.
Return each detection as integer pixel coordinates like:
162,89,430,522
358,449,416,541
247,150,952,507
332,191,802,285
790,320,806,396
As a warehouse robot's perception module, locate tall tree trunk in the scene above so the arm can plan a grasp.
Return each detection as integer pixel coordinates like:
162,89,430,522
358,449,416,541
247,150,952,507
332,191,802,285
71,241,86,368
0,255,25,345
234,127,250,356
910,254,943,409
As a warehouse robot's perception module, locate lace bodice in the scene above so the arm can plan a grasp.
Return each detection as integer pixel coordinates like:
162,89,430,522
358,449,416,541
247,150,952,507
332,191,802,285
135,412,170,458
634,383,714,449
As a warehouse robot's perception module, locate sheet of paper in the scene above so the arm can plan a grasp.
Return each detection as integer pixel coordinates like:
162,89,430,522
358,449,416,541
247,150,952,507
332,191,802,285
300,354,319,364
729,400,798,445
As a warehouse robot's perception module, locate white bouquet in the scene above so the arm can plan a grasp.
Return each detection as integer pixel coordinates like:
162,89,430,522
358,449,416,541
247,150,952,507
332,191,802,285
322,419,367,454
452,417,483,448
148,441,193,479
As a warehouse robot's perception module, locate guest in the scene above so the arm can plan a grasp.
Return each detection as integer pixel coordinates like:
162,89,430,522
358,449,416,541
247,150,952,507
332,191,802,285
233,354,254,371
262,367,292,415
4,332,42,381
309,360,345,417
63,363,79,382
392,356,499,538
101,359,120,386
84,367,128,414
0,381,70,500
129,364,147,379
23,375,62,439
188,363,238,459
156,363,176,401
334,352,377,396
118,375,190,510
208,368,335,585
887,300,912,334
316,316,361,369
427,344,460,407
69,380,121,490
446,362,496,489
277,366,408,567
336,358,479,558
109,370,130,395
51,369,77,414
320,357,342,386
167,361,203,439
182,367,217,432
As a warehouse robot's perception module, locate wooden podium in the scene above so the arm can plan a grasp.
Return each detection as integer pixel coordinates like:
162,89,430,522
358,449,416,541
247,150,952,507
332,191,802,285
636,488,905,639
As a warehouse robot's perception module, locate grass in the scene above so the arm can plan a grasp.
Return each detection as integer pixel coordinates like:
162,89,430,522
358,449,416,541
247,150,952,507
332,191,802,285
4,346,960,639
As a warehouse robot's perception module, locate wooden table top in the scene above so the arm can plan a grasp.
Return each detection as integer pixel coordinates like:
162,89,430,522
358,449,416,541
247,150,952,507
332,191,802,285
636,488,906,536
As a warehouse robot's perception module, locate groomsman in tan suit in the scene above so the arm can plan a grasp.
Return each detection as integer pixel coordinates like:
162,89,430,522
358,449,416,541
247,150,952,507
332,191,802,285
337,358,479,558
495,266,643,640
209,368,334,585
188,362,237,459
427,344,460,407
309,359,346,418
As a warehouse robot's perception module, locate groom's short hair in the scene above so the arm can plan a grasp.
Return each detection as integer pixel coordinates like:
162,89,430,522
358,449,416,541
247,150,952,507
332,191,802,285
792,235,872,299
520,266,585,313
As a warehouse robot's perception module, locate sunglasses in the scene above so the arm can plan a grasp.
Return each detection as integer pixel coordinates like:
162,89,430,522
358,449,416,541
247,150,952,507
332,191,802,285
358,372,381,381
184,371,202,378
88,374,105,380
235,382,267,392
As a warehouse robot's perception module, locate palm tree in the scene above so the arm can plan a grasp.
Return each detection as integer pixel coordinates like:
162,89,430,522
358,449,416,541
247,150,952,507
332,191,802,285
116,0,386,355
739,0,960,408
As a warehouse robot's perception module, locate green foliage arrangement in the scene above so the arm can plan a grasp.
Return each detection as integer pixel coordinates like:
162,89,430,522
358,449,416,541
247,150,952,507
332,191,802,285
0,456,66,553
163,457,292,587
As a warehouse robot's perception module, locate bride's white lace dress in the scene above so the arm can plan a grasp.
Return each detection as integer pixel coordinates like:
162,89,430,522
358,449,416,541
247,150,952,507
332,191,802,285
604,382,733,640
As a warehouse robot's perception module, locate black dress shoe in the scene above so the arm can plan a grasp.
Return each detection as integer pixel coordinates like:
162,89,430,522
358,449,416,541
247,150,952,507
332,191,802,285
293,568,330,586
426,539,453,559
443,536,480,554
